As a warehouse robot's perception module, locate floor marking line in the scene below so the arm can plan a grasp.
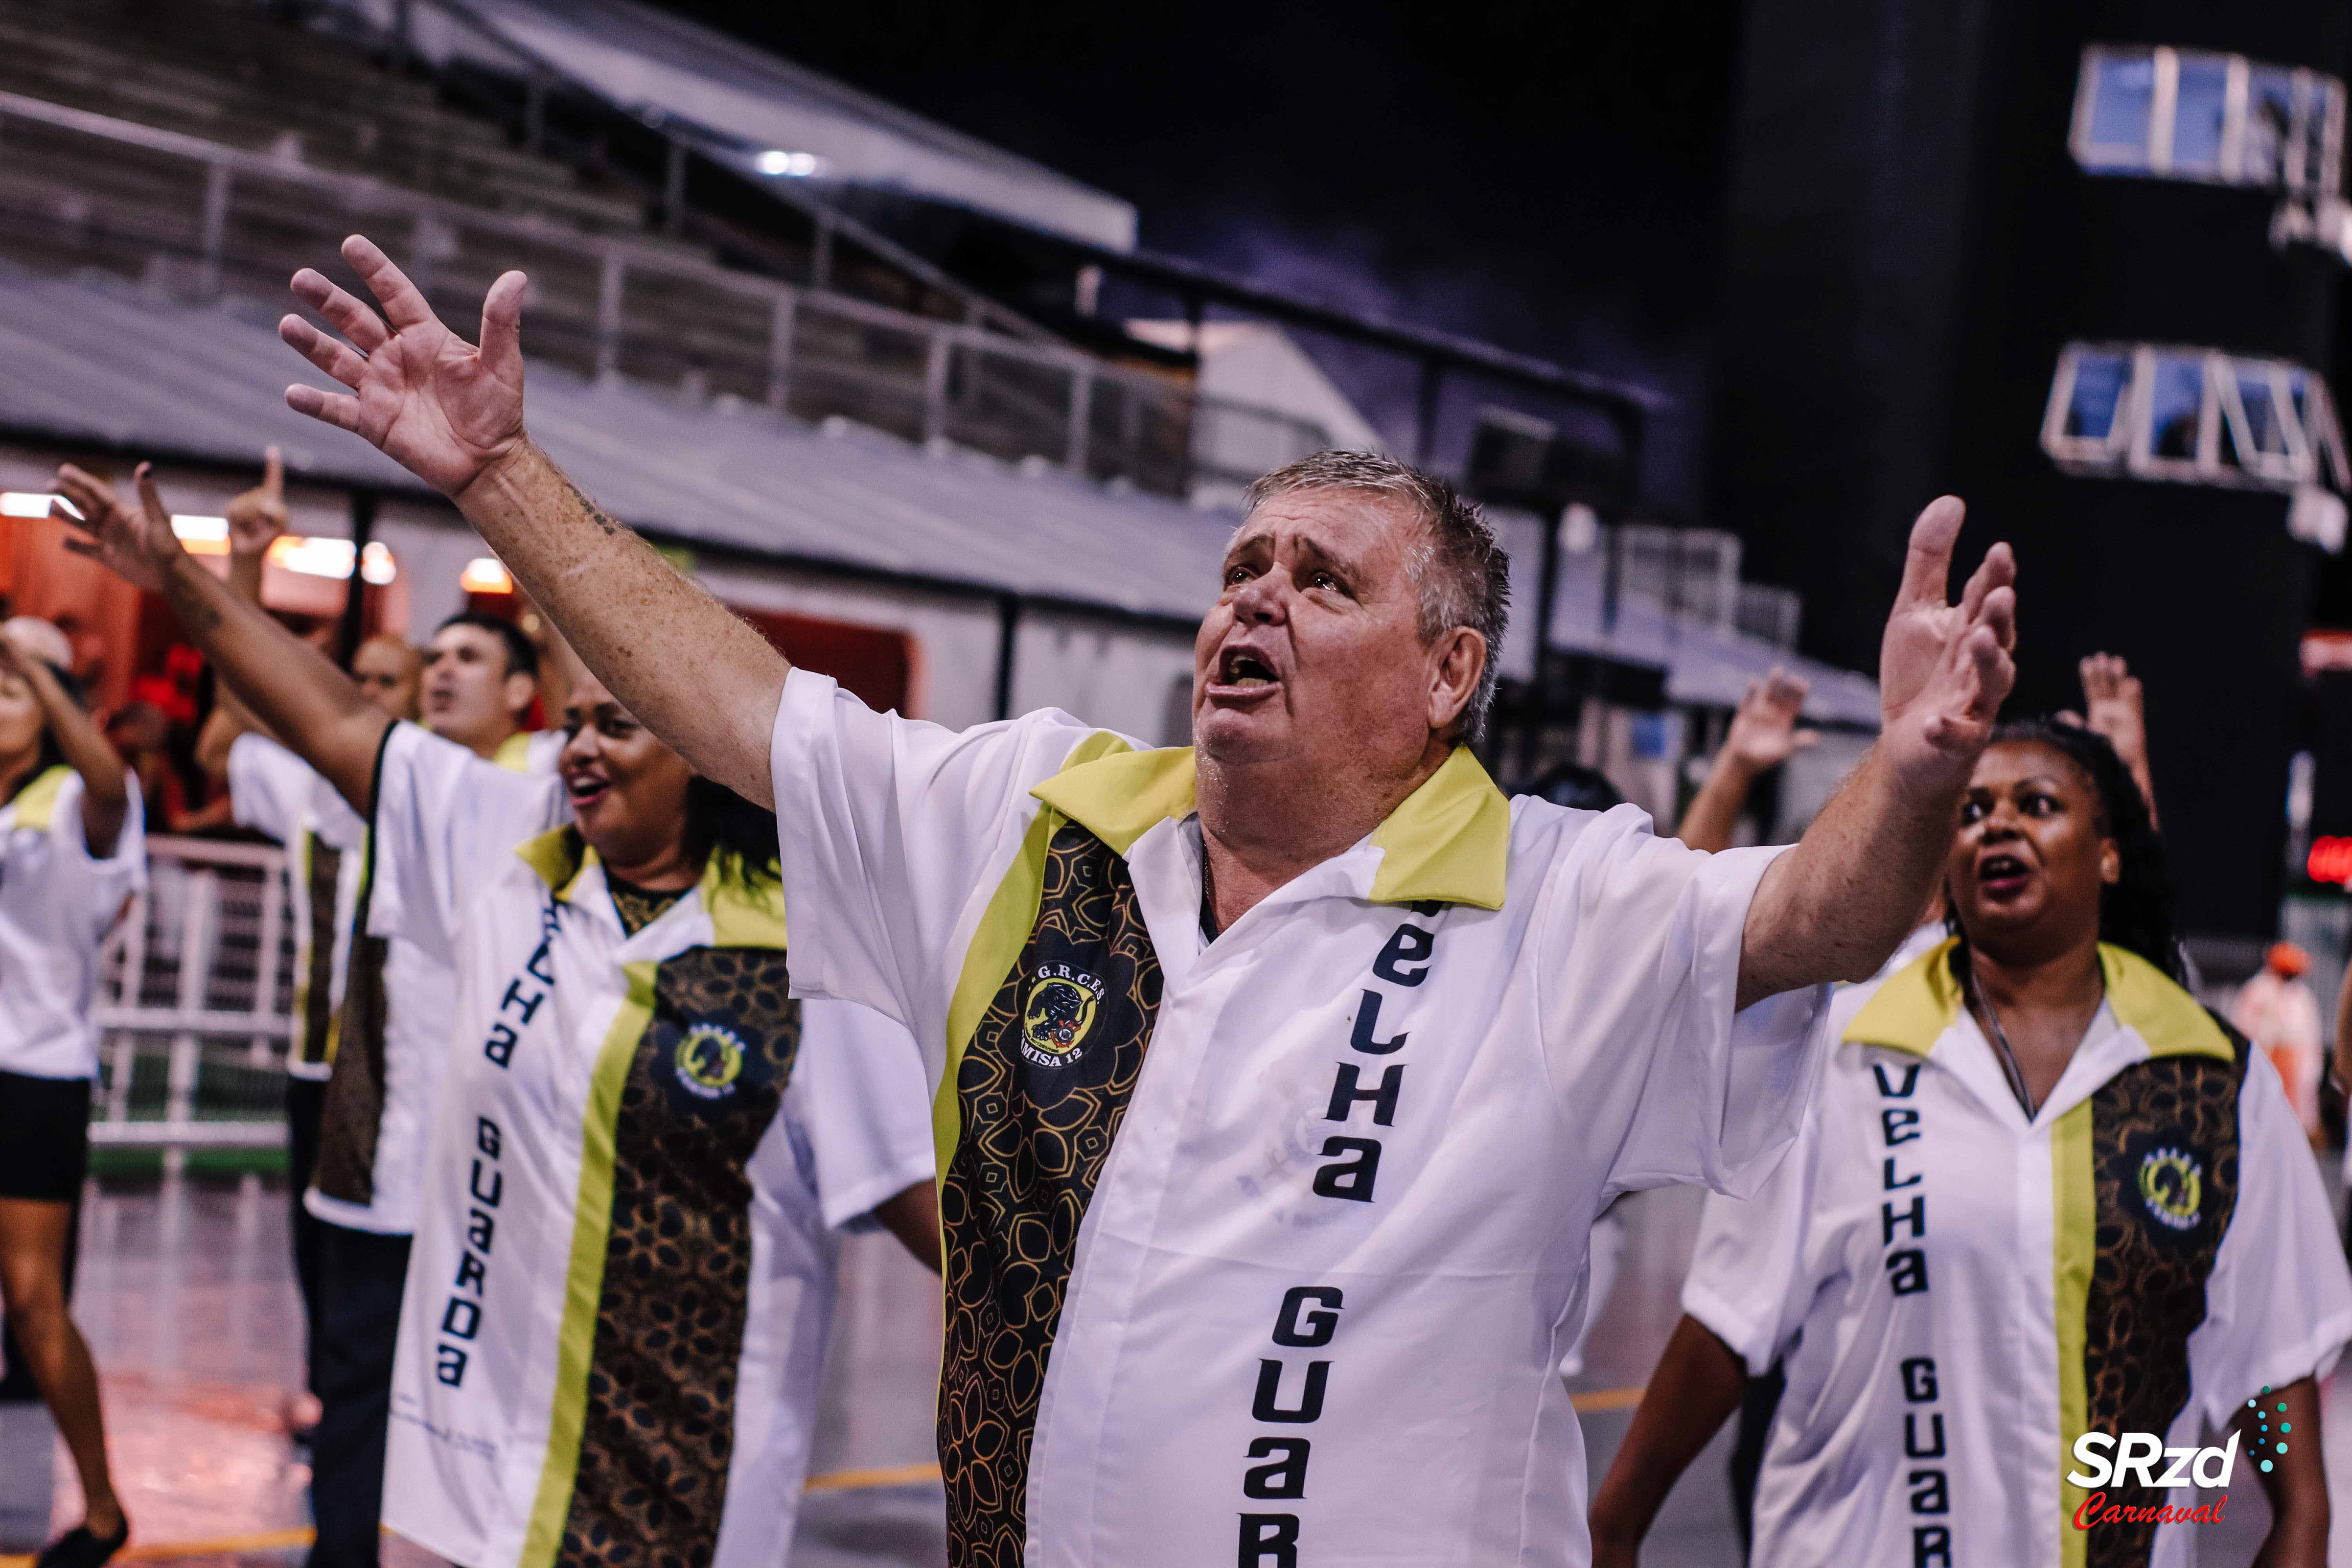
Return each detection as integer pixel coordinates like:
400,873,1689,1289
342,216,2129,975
0,1526,319,1567
1570,1385,1646,1412
803,1461,945,1493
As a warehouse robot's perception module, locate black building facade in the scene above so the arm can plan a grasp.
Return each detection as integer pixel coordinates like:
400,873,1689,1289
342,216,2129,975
1715,0,2352,938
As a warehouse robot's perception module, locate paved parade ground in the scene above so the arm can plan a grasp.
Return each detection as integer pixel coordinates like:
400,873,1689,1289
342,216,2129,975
2,1171,2339,1568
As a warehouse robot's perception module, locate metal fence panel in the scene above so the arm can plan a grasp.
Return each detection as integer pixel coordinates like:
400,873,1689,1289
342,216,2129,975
91,837,294,1150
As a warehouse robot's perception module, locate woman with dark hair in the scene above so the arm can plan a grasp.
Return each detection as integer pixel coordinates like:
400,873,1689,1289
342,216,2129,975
0,619,141,1568
1590,719,2352,1568
57,464,939,1568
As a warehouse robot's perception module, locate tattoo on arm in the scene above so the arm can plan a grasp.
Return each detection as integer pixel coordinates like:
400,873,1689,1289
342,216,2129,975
559,474,625,539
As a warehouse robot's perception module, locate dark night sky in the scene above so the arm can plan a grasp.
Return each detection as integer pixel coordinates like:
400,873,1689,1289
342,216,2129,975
647,1,1747,515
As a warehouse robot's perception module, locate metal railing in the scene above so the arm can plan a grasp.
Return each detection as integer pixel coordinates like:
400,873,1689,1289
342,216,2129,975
1735,583,1802,651
0,89,1327,497
92,836,293,1150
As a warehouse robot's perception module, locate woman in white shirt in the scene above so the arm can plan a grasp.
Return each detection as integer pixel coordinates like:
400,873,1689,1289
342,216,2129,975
1590,719,2350,1568
0,617,142,1568
57,463,940,1568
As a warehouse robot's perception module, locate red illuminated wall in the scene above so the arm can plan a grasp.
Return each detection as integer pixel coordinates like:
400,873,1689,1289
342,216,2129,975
731,606,913,716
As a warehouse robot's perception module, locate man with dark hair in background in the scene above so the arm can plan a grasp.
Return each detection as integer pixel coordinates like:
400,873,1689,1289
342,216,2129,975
419,610,559,771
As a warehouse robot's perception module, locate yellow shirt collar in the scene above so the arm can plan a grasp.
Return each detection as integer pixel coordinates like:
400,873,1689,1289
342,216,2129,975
1029,737,1510,910
493,731,537,773
1844,937,2231,1062
513,825,788,950
7,764,73,831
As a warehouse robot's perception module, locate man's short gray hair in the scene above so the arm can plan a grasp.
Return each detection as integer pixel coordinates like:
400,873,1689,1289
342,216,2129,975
1240,450,1511,741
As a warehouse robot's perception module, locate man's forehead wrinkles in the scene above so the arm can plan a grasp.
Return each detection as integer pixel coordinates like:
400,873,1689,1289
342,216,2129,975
1222,515,1384,579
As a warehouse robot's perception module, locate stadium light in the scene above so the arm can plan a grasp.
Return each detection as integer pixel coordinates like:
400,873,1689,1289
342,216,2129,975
460,557,515,594
270,536,397,585
0,491,76,519
1,494,225,543
755,149,821,177
172,515,230,554
0,495,396,582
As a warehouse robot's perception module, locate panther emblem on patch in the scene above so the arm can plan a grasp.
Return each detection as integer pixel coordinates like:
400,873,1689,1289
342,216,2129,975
2137,1145,2202,1232
1020,963,1106,1069
674,1023,747,1101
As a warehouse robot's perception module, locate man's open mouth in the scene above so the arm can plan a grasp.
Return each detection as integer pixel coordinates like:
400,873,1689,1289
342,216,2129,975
1217,648,1278,689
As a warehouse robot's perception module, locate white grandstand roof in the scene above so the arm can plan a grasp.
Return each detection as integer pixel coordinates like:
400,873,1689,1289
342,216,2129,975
330,0,1138,251
0,268,1875,725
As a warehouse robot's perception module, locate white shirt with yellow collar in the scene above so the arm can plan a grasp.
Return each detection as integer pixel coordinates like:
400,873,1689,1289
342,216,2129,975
0,765,143,1080
367,722,935,1568
769,670,1829,1568
1686,940,2352,1568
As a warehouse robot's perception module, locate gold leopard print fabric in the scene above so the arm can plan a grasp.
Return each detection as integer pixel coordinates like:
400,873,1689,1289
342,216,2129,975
608,880,686,938
940,819,1162,1568
313,931,390,1205
296,831,343,1069
559,942,800,1568
2080,1016,2247,1568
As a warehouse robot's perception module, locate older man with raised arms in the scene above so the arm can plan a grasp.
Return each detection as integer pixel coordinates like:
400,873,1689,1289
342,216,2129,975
214,237,2011,1568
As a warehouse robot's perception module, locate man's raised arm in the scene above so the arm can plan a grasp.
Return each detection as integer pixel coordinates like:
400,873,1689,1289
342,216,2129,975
52,463,389,815
1734,498,2016,1009
276,235,788,808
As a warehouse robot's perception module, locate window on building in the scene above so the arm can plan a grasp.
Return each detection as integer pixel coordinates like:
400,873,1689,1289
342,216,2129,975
2081,54,2159,170
2246,66,2296,186
2170,56,2232,174
2043,342,2350,499
2059,350,2131,448
2071,45,2344,197
2146,353,2208,466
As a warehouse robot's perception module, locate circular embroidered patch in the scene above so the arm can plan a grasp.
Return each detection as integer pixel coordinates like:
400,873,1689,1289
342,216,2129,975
1021,964,1106,1069
2137,1145,2203,1232
674,1022,747,1100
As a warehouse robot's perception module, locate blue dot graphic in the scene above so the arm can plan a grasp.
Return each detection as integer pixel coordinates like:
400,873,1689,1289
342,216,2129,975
2279,1402,2289,1413
2263,1459,2275,1473
2278,1442,2289,1454
2282,1423,2292,1433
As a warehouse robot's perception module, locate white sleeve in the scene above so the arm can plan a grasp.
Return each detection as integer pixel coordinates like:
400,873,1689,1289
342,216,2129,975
768,668,1107,1032
1681,1104,1827,1375
226,733,316,844
51,770,146,925
2188,1048,2352,1429
525,729,566,775
1531,803,1832,1197
307,771,370,853
788,999,938,1230
368,722,567,962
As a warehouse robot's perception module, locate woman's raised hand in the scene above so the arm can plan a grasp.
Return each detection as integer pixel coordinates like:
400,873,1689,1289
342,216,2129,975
279,235,528,499
51,463,186,593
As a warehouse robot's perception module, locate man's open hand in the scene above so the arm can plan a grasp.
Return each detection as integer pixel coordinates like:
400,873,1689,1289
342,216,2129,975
280,235,528,498
226,446,290,560
51,463,187,593
1876,496,2017,789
